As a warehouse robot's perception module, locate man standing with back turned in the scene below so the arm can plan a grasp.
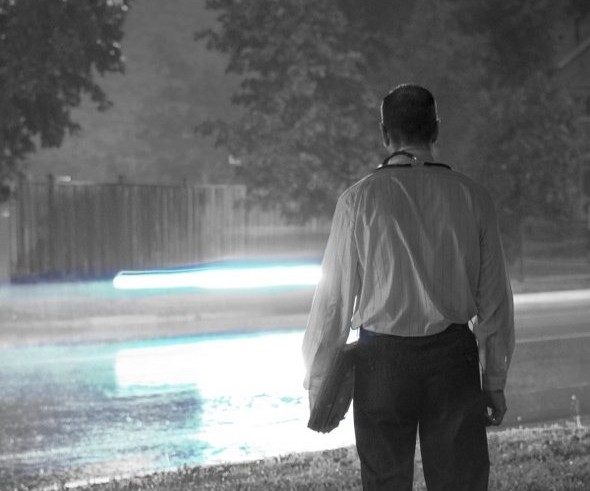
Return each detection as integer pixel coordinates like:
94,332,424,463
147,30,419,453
302,84,515,490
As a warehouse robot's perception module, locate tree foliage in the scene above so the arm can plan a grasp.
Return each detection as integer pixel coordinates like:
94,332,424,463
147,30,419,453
196,0,487,219
0,0,130,195
134,34,235,185
451,0,556,87
197,0,588,240
196,0,385,219
452,0,590,260
469,75,586,260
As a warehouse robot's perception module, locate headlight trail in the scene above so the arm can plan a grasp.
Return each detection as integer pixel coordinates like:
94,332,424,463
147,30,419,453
113,260,322,290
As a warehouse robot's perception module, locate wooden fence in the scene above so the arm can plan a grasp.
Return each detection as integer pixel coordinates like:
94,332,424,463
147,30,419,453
9,177,331,281
244,207,330,258
0,206,10,282
11,177,247,280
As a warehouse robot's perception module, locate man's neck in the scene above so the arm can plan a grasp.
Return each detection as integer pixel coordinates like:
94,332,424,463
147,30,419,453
389,145,435,164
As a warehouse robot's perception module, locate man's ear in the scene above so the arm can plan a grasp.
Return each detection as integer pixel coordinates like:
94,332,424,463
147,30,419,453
381,123,390,148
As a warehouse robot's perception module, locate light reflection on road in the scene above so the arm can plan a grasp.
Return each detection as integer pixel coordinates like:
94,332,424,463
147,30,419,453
114,330,355,464
0,330,354,483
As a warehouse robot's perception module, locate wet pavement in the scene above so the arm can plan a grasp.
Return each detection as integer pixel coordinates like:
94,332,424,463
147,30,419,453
0,329,354,486
1,288,589,487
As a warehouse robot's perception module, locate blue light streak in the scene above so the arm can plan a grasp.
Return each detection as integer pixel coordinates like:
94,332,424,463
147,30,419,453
113,259,322,291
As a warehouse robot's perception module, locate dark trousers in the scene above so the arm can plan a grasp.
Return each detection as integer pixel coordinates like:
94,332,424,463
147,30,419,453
353,324,489,491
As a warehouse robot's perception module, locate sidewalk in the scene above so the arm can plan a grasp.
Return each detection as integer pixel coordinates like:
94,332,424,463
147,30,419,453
511,272,590,293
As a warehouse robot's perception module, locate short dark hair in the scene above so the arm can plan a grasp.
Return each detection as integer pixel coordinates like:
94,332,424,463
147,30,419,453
381,84,438,145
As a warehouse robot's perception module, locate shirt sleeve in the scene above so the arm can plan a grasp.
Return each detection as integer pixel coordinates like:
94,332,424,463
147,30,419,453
474,192,515,391
302,192,360,391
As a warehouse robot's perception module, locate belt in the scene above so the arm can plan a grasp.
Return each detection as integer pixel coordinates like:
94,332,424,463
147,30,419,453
359,323,469,341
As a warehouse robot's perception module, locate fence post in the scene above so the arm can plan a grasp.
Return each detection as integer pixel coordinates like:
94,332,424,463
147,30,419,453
46,173,57,277
9,176,24,279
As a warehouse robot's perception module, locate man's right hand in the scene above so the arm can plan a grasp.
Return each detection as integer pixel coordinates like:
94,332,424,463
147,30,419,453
483,389,507,426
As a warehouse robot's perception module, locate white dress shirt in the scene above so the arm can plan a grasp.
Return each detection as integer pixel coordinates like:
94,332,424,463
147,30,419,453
302,149,515,392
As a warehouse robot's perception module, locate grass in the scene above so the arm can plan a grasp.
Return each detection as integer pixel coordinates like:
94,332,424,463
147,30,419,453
18,422,589,491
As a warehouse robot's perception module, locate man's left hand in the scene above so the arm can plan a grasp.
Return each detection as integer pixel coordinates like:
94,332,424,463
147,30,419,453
483,389,507,426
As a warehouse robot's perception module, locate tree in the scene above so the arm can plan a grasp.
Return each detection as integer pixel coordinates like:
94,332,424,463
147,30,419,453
452,0,590,262
196,0,386,220
197,0,587,238
469,75,586,262
195,0,488,219
134,33,235,185
0,0,130,197
451,0,556,87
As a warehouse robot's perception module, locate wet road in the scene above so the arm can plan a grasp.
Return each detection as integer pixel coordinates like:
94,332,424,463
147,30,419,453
0,289,589,486
514,290,590,340
0,329,354,485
